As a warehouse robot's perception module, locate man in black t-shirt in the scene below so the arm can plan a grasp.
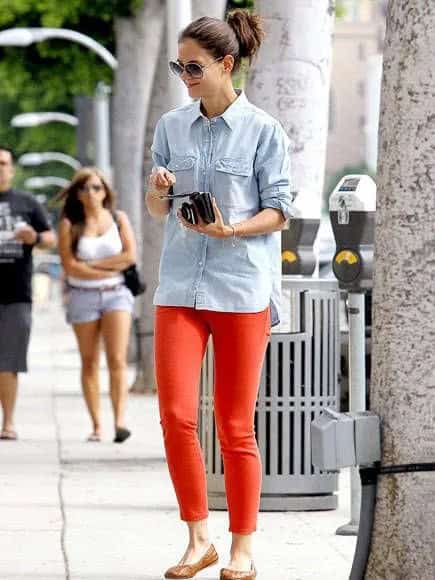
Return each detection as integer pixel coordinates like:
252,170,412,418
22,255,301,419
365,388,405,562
0,147,56,440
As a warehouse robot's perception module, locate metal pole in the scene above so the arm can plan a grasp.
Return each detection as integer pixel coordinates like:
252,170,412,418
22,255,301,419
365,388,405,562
19,152,81,171
0,28,118,70
336,291,366,536
167,0,192,110
11,112,78,127
94,82,112,181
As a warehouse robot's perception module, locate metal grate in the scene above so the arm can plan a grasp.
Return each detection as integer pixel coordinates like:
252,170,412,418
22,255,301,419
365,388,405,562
200,279,340,511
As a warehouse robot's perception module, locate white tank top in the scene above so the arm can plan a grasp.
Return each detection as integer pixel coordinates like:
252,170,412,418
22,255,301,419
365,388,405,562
68,221,124,288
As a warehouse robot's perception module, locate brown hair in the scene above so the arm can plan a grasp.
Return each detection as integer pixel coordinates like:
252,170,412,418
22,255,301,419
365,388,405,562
179,10,265,72
58,167,116,254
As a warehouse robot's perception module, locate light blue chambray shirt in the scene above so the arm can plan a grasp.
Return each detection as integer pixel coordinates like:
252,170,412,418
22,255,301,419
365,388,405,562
151,90,293,325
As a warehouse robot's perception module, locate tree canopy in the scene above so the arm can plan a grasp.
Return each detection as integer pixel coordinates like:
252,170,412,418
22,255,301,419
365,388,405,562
0,0,141,183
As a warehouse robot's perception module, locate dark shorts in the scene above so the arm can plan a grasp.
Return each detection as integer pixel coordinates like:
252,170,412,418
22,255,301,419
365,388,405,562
0,303,32,373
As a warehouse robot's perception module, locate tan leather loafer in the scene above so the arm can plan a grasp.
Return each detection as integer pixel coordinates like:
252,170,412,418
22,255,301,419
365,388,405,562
164,544,219,579
220,562,257,580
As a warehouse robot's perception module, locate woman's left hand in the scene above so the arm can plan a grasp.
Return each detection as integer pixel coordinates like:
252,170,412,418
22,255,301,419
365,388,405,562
177,197,232,239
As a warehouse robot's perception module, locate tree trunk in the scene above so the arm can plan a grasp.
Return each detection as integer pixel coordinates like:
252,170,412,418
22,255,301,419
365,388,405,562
133,0,228,394
131,19,170,394
167,1,192,110
365,2,435,578
112,0,165,263
112,1,165,393
246,0,335,213
192,0,226,19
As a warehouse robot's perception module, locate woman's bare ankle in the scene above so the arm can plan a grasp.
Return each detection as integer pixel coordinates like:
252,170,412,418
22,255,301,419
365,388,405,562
229,533,253,570
189,537,210,550
178,539,210,565
187,519,209,543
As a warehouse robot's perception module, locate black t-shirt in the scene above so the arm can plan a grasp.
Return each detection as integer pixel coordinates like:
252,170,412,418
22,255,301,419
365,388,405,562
0,189,51,304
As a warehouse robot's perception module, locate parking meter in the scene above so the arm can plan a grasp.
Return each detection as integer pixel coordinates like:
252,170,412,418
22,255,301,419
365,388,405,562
282,191,320,275
329,175,376,535
329,175,376,290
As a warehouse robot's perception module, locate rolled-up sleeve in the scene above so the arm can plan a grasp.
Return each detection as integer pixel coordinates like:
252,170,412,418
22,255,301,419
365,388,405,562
254,122,294,219
151,117,170,169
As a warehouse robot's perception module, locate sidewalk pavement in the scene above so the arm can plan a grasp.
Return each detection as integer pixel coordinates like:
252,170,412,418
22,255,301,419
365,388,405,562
0,297,356,580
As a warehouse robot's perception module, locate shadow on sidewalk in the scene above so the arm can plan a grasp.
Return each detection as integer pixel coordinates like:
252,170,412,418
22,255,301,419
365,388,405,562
61,457,166,472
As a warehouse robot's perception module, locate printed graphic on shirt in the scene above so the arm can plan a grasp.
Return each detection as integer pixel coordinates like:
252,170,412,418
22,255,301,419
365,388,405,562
0,202,25,262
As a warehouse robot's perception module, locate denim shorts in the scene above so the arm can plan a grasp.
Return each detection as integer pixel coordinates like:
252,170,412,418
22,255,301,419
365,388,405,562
66,284,134,324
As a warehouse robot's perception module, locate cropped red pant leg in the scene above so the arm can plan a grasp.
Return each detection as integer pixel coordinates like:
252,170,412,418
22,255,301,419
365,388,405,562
154,306,270,534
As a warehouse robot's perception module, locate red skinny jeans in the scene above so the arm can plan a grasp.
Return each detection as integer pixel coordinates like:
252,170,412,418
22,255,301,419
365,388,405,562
154,306,270,534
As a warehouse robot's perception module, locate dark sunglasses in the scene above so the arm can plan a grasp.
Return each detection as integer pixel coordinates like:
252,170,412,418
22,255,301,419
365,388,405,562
168,57,224,80
79,184,103,193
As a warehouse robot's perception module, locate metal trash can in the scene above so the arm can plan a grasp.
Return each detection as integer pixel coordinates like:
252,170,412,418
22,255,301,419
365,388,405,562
199,278,340,511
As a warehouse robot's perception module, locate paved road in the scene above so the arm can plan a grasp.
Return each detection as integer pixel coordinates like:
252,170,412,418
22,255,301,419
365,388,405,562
0,300,356,579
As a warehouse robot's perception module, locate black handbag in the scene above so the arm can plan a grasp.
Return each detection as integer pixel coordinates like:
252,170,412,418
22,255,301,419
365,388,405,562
122,264,146,296
111,211,146,296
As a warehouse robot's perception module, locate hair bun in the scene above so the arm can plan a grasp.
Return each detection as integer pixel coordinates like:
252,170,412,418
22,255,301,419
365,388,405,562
227,10,265,62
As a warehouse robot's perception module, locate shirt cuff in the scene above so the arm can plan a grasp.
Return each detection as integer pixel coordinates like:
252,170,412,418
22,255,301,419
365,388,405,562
260,188,295,220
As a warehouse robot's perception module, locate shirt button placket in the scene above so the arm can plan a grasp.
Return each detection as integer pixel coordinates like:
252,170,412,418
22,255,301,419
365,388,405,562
195,118,213,308
194,236,207,306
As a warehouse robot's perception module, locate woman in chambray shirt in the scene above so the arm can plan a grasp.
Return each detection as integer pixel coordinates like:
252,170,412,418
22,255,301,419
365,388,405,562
146,10,293,580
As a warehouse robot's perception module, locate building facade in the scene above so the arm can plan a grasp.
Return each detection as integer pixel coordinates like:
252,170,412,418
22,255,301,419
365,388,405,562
325,0,385,189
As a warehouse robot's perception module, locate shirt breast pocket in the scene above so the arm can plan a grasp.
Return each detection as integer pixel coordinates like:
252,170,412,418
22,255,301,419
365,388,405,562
215,157,253,206
167,155,196,196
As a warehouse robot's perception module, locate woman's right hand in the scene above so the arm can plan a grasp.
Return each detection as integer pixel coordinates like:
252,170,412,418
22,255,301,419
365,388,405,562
148,166,176,197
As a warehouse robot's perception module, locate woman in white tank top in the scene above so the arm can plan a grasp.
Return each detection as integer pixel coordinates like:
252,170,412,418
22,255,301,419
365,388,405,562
58,167,137,443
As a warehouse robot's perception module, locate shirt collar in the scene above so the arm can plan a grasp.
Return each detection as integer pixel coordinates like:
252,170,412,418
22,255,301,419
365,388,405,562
188,89,248,130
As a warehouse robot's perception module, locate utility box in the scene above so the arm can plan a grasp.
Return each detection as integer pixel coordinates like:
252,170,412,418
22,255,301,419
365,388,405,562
329,175,376,291
311,410,381,472
354,412,381,466
311,409,356,472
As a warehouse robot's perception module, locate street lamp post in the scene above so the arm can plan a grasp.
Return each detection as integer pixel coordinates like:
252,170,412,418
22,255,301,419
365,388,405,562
0,27,117,179
11,112,78,127
19,152,81,171
0,28,117,70
25,176,70,189
94,82,112,179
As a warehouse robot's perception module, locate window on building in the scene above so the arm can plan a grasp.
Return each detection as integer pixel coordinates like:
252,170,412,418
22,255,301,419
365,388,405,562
338,0,372,23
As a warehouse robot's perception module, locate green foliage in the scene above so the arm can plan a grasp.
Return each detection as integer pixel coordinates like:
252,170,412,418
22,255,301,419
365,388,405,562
335,1,348,19
0,0,142,189
228,0,255,8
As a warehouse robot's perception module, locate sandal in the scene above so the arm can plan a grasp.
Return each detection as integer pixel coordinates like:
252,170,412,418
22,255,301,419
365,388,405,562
0,429,18,441
220,562,257,579
114,427,131,443
86,432,101,442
